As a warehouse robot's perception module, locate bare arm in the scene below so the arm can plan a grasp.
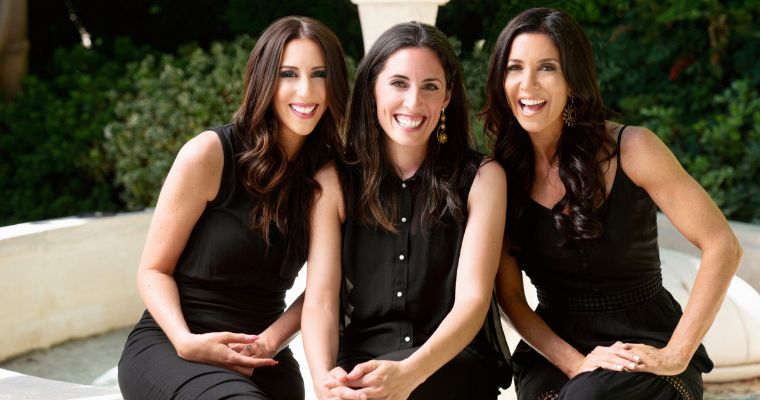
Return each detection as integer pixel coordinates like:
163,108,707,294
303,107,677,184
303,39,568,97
620,126,742,374
137,131,276,375
496,247,588,377
344,161,508,399
249,292,304,358
302,164,346,399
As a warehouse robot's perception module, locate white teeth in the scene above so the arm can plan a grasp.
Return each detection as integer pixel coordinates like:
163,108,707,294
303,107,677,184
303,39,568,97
520,98,547,106
291,104,316,114
395,115,424,128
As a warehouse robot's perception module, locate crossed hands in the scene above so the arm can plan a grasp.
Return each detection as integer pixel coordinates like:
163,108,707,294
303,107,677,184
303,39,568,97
575,341,689,377
316,360,424,400
175,331,278,376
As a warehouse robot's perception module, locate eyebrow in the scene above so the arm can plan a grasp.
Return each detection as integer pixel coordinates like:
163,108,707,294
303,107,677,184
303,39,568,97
280,65,327,70
507,58,560,63
389,74,443,83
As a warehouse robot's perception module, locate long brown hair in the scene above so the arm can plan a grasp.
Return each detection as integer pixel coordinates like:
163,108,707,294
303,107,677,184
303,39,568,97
341,21,476,233
234,16,348,267
484,8,615,245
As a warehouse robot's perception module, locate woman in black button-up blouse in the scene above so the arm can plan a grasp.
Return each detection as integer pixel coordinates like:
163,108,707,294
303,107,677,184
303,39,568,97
302,22,511,400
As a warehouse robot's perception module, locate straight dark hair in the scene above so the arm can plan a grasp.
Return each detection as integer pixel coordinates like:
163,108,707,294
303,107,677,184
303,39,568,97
484,7,615,245
234,16,348,267
341,21,476,233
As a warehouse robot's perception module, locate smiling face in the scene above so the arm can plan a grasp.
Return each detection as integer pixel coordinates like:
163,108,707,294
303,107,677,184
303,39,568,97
373,46,450,152
273,38,328,154
504,33,569,138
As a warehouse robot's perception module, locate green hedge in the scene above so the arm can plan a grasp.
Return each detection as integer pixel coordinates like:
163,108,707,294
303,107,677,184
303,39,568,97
0,39,151,225
104,36,254,210
2,1,759,224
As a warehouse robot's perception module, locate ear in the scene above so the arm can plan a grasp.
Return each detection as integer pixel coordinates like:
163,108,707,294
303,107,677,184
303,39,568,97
443,88,452,109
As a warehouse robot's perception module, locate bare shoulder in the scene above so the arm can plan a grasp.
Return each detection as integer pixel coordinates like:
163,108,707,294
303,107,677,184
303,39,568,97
475,157,507,183
470,157,507,205
175,130,223,171
168,130,224,202
314,161,341,192
617,125,681,186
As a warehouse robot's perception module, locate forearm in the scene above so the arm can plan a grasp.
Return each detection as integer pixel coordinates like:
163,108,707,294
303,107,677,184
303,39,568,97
137,268,192,348
260,292,304,354
503,298,585,377
402,295,491,380
667,236,742,360
302,299,340,384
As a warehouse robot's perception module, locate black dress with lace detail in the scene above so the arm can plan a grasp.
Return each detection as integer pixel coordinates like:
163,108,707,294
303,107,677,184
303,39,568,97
509,126,712,400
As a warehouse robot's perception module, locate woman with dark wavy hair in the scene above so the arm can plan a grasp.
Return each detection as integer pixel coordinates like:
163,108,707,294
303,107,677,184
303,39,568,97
485,7,741,400
117,16,348,399
302,21,512,400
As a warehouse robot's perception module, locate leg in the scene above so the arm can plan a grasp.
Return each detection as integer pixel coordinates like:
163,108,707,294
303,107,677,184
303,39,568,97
512,355,567,400
251,347,305,400
560,364,703,400
119,329,303,400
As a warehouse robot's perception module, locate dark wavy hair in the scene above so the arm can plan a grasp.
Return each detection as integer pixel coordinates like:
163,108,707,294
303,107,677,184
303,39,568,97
484,7,616,245
234,16,348,267
340,21,476,233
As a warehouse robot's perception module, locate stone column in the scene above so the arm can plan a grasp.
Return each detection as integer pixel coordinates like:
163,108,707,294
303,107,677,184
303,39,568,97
0,0,29,101
350,0,449,54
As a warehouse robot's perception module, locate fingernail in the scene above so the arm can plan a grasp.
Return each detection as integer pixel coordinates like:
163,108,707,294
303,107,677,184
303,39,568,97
629,362,636,368
247,335,257,341
634,355,640,362
617,364,623,370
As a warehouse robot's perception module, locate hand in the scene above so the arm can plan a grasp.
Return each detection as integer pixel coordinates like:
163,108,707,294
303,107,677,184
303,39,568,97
229,333,276,359
328,360,423,400
316,367,363,400
626,343,689,376
576,341,641,376
175,332,278,376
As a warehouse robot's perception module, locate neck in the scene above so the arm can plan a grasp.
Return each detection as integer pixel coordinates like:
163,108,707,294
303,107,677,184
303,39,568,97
278,130,307,161
385,138,427,180
528,126,562,167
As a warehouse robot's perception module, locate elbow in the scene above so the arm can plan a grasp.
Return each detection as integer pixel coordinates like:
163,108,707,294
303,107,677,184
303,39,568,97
728,236,743,273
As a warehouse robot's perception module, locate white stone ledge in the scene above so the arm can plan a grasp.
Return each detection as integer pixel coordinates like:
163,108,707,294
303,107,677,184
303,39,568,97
0,368,122,399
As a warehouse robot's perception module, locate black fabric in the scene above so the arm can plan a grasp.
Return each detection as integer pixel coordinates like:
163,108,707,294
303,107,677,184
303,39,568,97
118,124,305,399
510,126,712,399
337,151,511,394
339,347,503,400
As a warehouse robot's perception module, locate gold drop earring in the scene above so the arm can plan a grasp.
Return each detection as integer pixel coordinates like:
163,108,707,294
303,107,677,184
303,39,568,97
437,107,447,144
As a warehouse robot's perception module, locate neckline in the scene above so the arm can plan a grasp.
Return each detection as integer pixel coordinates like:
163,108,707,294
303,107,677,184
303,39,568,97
528,160,621,213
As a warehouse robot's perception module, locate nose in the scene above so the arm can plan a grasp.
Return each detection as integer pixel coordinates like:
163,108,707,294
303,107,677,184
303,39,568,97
296,75,312,98
402,87,422,109
519,69,538,90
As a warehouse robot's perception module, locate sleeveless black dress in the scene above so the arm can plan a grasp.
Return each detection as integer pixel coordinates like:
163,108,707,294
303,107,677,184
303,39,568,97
118,124,305,400
509,127,712,400
336,151,512,399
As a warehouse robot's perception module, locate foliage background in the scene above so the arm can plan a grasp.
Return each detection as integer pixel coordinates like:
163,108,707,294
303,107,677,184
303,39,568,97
1,0,758,225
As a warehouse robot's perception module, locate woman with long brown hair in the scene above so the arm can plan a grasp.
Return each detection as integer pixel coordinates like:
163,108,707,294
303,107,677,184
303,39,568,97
117,16,348,399
485,7,741,400
302,21,511,400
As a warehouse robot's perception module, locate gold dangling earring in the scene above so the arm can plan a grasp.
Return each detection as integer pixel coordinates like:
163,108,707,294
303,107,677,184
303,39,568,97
562,94,576,127
437,108,448,144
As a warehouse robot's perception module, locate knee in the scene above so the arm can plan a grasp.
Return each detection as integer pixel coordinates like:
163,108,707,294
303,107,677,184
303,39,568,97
559,373,614,400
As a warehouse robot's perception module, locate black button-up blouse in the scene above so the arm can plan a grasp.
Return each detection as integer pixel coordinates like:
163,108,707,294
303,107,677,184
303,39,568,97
337,152,504,370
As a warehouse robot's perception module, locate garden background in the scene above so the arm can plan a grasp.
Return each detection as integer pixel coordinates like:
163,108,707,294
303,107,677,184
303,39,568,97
1,0,758,226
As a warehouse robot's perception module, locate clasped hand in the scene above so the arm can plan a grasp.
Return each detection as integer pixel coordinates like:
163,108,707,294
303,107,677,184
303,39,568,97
576,341,688,377
176,331,278,376
318,360,422,400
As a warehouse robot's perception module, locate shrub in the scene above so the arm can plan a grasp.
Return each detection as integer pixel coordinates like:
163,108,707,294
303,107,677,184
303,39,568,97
0,38,151,225
103,35,254,210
